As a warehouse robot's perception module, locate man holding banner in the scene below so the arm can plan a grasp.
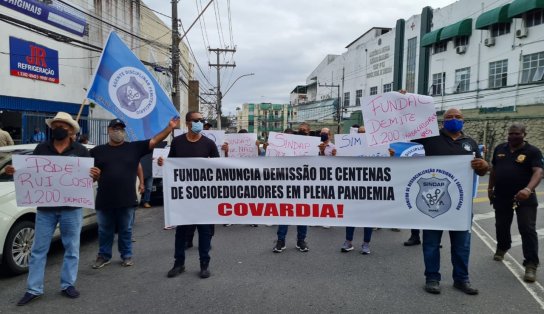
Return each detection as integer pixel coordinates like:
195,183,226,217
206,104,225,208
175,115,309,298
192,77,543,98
6,112,100,306
414,108,488,295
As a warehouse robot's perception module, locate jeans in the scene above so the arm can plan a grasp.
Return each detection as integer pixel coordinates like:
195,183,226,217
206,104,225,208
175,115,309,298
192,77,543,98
174,225,213,266
422,229,471,283
27,208,82,295
277,225,307,241
494,196,539,266
142,177,153,203
345,227,373,243
96,207,135,260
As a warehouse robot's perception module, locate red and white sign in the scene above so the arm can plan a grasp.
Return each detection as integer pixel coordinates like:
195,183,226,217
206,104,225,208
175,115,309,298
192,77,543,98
265,132,320,156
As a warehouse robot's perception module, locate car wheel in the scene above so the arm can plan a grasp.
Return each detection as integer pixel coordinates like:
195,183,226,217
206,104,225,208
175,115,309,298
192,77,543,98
3,220,34,275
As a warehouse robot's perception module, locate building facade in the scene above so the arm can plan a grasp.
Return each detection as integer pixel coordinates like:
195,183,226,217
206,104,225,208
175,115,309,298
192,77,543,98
236,103,290,139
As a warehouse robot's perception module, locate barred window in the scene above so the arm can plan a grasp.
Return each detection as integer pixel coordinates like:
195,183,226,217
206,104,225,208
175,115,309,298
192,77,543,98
521,51,544,83
406,37,417,93
431,72,445,95
491,23,510,37
455,67,471,92
343,92,350,108
383,83,392,93
526,9,544,27
433,41,447,54
370,86,378,95
489,59,508,88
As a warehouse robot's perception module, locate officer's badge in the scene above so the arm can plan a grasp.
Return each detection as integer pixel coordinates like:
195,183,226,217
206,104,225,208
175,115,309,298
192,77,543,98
516,154,526,163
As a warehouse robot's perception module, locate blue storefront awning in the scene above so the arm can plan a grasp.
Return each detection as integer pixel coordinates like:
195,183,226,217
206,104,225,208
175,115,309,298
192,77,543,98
0,95,88,116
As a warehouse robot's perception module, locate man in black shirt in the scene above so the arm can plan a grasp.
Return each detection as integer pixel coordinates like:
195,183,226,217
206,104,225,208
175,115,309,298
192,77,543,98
165,111,219,279
414,108,488,296
91,117,177,269
488,123,543,282
6,112,100,305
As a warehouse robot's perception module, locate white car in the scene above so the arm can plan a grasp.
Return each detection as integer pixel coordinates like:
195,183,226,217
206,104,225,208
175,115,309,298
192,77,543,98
0,144,97,275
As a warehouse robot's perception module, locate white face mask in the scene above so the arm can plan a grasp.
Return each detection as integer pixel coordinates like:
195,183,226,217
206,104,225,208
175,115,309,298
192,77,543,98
109,130,125,143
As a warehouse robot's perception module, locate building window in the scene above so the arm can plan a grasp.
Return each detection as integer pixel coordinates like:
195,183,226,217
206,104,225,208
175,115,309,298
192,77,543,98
433,41,447,54
491,23,511,37
431,72,445,95
343,92,350,108
489,59,508,88
526,9,544,27
383,83,392,93
454,67,471,93
355,89,362,106
521,51,544,83
370,86,378,95
406,37,417,93
454,36,469,47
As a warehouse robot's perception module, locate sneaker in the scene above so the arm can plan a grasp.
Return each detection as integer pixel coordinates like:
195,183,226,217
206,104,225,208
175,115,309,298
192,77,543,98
361,242,371,255
273,240,286,253
493,249,506,261
524,264,537,283
163,225,176,230
121,257,134,267
16,292,41,306
61,286,80,299
341,241,354,252
424,281,441,294
453,281,479,295
167,264,185,278
403,237,421,246
296,240,309,252
143,203,151,208
92,255,111,269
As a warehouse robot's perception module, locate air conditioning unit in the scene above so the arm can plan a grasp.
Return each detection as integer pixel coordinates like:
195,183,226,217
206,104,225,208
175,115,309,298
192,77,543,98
456,45,467,54
484,37,496,47
516,28,528,38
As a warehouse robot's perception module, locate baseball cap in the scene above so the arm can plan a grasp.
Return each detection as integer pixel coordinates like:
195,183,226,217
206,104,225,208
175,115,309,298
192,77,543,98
108,118,126,128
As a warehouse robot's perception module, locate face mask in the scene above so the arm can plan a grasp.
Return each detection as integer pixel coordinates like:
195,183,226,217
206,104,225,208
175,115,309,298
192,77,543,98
191,121,203,134
320,134,329,142
51,127,69,140
109,130,125,143
443,119,464,133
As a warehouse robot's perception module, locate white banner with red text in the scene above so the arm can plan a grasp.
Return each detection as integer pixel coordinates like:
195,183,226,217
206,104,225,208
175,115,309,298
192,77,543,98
162,156,475,230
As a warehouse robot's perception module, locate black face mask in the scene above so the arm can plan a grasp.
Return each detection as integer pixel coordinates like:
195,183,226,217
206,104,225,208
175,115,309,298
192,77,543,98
320,134,329,142
52,127,69,140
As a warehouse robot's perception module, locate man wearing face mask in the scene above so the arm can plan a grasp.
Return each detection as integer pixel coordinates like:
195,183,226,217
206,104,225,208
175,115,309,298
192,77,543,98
6,112,101,305
318,127,336,156
164,111,219,279
273,122,311,253
90,117,177,270
412,108,488,296
488,123,543,282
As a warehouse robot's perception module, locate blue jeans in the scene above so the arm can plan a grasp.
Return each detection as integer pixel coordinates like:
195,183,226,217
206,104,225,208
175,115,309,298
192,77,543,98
277,225,307,241
142,177,153,203
422,229,471,283
27,208,82,295
345,227,373,243
96,207,135,260
174,225,213,266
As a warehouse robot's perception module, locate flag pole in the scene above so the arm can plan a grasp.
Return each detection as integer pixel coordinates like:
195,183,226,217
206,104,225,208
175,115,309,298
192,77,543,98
75,99,87,122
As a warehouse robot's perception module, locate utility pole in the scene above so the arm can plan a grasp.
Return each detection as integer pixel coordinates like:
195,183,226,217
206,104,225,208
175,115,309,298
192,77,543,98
171,0,181,114
209,48,236,129
319,82,341,134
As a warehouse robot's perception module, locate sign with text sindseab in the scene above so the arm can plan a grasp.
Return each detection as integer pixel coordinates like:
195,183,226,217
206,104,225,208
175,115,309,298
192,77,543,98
361,92,439,146
12,155,95,208
9,37,59,83
163,155,474,230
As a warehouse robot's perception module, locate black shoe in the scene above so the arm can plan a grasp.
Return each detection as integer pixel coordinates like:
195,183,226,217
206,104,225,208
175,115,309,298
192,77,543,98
404,237,421,246
273,240,286,253
424,281,441,294
61,286,80,299
296,240,309,252
200,262,210,279
17,292,41,306
453,281,479,295
167,264,185,278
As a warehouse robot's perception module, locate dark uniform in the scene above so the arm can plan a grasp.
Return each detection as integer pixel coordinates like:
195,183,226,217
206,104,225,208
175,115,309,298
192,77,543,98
491,141,543,266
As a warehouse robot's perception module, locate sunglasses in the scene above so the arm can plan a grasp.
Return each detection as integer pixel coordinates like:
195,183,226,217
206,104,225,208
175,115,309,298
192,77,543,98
188,119,205,123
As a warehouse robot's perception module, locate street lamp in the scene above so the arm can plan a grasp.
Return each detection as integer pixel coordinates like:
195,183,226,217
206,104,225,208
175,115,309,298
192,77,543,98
216,73,255,129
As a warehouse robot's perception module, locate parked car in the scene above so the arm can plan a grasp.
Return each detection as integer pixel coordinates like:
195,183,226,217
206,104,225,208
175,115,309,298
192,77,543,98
0,144,97,275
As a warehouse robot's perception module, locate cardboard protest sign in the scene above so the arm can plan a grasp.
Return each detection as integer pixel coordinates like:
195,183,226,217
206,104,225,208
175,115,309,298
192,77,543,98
163,155,474,230
334,134,390,157
152,147,170,178
12,155,95,208
225,133,258,157
361,92,439,147
265,132,320,156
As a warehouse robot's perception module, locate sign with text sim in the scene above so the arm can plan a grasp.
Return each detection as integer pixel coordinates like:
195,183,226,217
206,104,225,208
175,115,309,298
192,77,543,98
12,155,95,208
9,36,59,83
334,134,390,157
361,92,439,147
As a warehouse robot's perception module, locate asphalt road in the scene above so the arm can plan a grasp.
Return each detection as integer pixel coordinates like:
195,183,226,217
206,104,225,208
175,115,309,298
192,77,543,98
1,175,543,313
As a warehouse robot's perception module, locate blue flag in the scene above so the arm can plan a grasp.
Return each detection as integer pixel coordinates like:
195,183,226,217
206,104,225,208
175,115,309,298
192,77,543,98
87,32,178,140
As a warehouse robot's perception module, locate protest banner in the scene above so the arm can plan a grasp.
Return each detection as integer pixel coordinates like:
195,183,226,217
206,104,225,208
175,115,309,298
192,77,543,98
361,92,439,147
225,133,258,157
152,147,170,178
265,132,320,156
12,155,95,208
334,134,390,157
163,155,474,230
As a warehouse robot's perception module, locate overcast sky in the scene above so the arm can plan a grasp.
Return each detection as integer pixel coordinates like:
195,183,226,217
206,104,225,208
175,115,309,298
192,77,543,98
145,0,454,115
